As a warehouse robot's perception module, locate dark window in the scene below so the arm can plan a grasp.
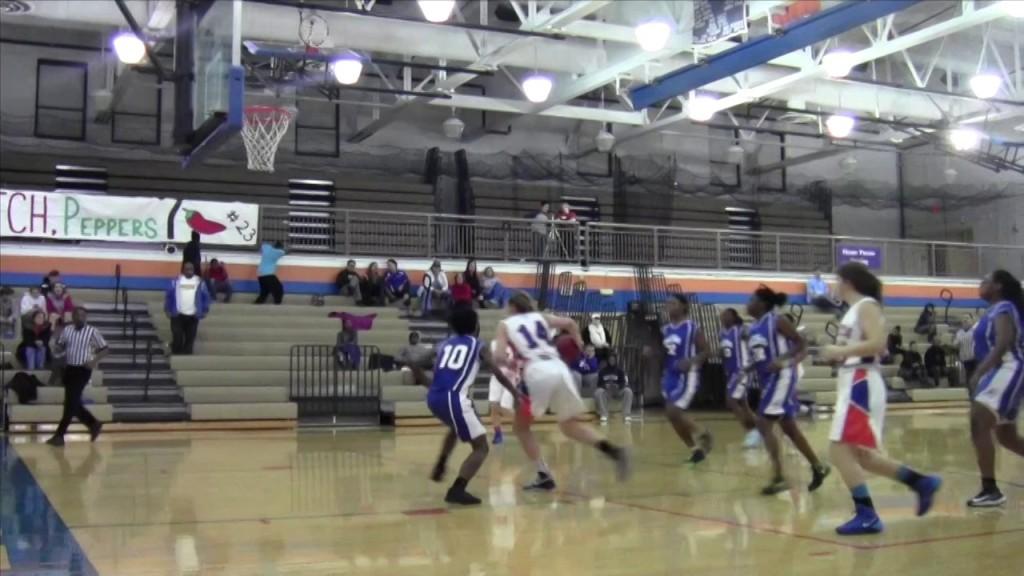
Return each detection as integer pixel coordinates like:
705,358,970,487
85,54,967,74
111,75,162,145
34,59,88,140
294,96,340,157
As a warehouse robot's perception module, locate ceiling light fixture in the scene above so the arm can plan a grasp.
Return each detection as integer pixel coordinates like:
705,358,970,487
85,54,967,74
1000,1,1024,18
522,74,553,103
331,53,363,85
112,32,147,65
595,129,616,152
634,19,672,52
727,144,745,164
822,50,855,78
418,0,456,23
825,114,855,138
949,128,981,151
687,95,717,122
969,73,1002,99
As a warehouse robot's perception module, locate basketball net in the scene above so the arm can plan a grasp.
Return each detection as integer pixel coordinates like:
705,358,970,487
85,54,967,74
241,106,293,173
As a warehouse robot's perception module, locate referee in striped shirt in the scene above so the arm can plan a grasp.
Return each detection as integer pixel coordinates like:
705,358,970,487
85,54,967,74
46,306,108,446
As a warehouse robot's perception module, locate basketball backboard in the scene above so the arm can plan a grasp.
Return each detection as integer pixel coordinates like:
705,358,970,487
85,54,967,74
180,0,244,166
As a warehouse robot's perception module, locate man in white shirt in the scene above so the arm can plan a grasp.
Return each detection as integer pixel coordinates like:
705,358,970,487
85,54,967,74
954,316,977,386
20,285,47,318
164,262,211,355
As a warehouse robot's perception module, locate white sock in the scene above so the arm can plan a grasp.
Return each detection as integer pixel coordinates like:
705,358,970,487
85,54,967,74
536,460,550,476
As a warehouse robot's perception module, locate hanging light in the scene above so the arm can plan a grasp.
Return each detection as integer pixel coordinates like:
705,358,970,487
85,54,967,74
727,144,745,164
949,128,981,151
821,50,855,78
522,74,553,103
687,95,717,121
826,114,856,138
112,32,147,65
331,53,363,85
1000,1,1024,18
442,116,465,140
418,0,456,23
634,19,672,53
595,129,616,152
969,73,1002,99
944,167,958,185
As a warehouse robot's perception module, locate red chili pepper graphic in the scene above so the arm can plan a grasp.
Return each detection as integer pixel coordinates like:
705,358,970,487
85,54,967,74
183,209,226,235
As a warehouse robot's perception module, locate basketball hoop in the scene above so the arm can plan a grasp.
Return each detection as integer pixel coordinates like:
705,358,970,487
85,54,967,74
241,105,293,173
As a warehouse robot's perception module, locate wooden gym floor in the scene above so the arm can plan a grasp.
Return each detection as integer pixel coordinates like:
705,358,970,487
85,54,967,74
1,409,1022,576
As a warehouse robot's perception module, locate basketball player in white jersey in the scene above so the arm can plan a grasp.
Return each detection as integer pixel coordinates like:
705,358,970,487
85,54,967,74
493,292,631,490
820,263,942,535
487,339,520,445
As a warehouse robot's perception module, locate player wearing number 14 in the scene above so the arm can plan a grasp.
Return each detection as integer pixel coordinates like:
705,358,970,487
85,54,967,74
426,307,519,505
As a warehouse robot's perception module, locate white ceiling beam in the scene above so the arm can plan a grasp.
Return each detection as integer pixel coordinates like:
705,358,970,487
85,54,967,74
602,1,1009,152
427,94,647,125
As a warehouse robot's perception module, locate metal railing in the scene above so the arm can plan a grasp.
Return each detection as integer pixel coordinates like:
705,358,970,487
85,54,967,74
289,344,382,420
257,206,1022,278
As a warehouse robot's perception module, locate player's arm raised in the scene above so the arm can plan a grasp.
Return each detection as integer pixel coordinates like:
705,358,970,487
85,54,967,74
543,313,584,349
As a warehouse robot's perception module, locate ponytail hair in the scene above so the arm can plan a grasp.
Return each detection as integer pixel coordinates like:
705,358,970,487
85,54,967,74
837,262,883,302
992,269,1024,319
753,285,788,311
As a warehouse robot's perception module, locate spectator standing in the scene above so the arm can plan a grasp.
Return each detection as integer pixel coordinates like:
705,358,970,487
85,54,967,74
0,286,16,338
20,285,46,319
450,274,473,308
531,201,551,258
41,270,61,295
464,259,483,305
182,231,202,276
384,259,412,308
18,310,51,370
46,283,75,327
594,352,634,422
336,260,363,302
954,316,977,385
586,314,610,362
923,337,948,387
421,260,450,315
360,262,386,306
165,262,211,355
572,344,600,394
46,306,108,446
554,201,577,257
555,201,577,222
205,258,233,303
255,241,286,305
480,267,508,309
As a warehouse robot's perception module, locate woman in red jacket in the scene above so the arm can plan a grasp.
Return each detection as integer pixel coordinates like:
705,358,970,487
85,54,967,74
450,273,473,308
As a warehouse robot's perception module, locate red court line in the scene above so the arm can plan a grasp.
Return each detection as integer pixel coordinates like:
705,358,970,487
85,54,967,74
402,508,448,516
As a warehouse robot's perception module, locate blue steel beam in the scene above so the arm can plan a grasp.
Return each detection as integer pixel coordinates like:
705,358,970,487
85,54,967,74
629,0,922,110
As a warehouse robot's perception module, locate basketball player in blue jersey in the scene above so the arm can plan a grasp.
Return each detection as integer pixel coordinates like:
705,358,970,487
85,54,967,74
426,306,520,505
659,294,713,463
747,286,830,495
966,269,1024,507
719,308,761,449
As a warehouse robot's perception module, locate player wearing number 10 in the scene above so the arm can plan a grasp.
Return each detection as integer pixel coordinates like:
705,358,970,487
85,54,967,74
494,293,631,490
426,306,519,506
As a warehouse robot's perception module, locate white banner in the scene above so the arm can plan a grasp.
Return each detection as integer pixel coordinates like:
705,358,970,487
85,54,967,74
0,189,259,246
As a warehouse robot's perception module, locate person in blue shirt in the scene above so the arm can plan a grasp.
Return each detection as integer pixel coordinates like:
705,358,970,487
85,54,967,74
573,344,600,399
806,270,839,314
165,261,211,355
255,241,286,305
384,258,412,308
426,306,519,505
967,269,1024,508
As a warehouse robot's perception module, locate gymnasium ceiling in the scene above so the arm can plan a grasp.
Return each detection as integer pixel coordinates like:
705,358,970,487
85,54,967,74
1,0,1023,167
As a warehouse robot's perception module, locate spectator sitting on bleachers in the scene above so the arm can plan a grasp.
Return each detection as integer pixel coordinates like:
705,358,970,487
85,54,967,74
397,331,434,371
360,262,386,306
572,344,600,394
165,262,211,356
886,325,905,364
806,271,839,314
41,270,61,295
336,260,363,302
464,259,483,305
420,260,449,316
924,336,948,388
0,286,16,339
255,241,287,305
899,342,925,385
17,310,51,370
20,285,46,320
384,259,412,308
451,274,473,308
336,318,360,369
205,258,233,303
480,267,508,309
914,303,936,335
46,283,74,328
586,314,610,362
594,352,634,423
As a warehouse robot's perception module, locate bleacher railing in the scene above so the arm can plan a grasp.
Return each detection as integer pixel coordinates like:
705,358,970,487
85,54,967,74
259,206,1021,278
288,344,382,421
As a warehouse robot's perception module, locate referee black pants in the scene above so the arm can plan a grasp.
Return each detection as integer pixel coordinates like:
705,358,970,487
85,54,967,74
55,365,99,438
